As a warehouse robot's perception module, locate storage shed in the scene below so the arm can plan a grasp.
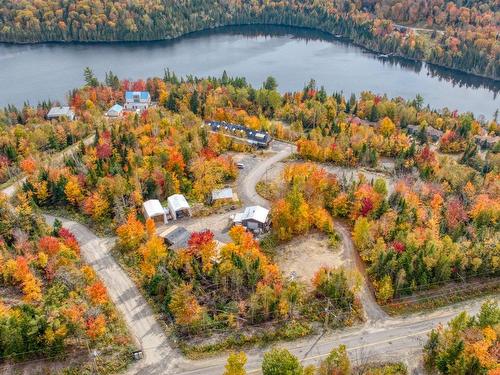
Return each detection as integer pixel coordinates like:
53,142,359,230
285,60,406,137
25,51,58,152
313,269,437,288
167,194,192,220
142,199,168,225
158,226,191,250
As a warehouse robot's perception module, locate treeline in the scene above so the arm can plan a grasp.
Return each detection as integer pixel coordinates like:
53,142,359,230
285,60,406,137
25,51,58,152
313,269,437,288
0,1,498,79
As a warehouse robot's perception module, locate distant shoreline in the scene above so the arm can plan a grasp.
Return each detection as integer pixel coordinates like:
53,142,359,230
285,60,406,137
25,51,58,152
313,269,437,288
1,23,499,84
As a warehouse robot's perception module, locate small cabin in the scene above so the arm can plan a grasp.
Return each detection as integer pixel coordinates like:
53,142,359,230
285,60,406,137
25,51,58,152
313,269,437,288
47,106,75,121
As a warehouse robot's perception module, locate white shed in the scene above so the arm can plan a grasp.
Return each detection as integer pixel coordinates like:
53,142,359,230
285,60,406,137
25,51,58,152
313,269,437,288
142,199,168,225
167,194,191,220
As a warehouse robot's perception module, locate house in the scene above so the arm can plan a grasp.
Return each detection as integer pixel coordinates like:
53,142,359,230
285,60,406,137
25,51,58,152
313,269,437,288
211,187,237,204
233,205,270,232
406,124,443,142
205,121,272,148
247,130,272,148
167,194,192,220
106,104,123,117
47,106,75,121
142,199,168,225
426,127,443,142
124,91,151,112
475,135,499,149
158,226,191,250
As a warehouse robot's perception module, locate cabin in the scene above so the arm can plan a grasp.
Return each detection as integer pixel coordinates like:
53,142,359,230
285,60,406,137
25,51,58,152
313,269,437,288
106,104,123,117
233,205,270,233
158,226,191,250
124,91,151,112
142,199,168,225
47,106,75,121
211,187,237,204
167,194,192,220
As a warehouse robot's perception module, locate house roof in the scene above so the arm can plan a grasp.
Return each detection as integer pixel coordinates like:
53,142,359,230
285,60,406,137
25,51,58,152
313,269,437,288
47,106,74,118
108,104,123,112
143,199,165,218
125,91,151,102
167,194,190,212
212,187,234,201
159,226,191,249
206,121,271,145
234,205,269,224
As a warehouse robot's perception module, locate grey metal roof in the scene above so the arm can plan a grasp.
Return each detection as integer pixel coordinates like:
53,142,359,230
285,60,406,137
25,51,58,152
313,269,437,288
211,187,234,201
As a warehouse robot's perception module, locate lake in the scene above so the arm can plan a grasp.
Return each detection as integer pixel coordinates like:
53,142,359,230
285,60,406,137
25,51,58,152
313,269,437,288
0,25,498,118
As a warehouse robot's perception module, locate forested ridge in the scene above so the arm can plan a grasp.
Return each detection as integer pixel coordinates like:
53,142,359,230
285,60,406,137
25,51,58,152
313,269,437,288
0,0,498,79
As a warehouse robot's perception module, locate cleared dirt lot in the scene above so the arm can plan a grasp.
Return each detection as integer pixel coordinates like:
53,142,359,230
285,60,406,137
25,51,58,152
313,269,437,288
275,232,345,286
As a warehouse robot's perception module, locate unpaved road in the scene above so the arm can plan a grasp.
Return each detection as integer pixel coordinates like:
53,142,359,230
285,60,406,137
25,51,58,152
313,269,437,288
43,215,179,375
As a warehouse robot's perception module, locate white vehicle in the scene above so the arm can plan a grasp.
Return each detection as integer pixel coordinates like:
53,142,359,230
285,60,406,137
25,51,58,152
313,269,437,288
236,163,245,169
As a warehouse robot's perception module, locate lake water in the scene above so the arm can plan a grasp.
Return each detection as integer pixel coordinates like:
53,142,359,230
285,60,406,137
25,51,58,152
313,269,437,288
0,25,498,118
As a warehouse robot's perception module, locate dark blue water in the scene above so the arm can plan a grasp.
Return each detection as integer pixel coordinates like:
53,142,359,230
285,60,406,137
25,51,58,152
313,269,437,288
0,25,498,118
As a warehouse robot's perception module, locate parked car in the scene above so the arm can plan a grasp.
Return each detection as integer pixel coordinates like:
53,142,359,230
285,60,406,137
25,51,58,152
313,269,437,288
236,163,245,169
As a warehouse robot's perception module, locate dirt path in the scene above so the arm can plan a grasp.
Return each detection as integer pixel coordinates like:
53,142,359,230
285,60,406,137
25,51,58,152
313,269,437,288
336,223,388,322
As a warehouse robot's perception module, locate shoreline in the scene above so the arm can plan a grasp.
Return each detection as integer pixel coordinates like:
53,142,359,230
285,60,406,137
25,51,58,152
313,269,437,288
1,22,499,83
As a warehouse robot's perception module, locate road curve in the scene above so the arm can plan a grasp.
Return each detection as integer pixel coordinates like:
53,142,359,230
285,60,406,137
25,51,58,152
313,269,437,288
43,215,179,375
238,141,296,208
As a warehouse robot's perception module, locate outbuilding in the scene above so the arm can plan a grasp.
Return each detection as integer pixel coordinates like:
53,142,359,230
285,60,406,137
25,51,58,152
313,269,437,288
142,199,168,225
167,194,192,220
233,205,270,232
211,187,237,204
158,226,191,250
47,106,75,121
106,104,123,117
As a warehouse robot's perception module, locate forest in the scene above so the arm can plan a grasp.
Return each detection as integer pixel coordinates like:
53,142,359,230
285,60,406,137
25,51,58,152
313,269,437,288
0,0,498,79
0,193,132,371
12,70,499,304
423,300,499,374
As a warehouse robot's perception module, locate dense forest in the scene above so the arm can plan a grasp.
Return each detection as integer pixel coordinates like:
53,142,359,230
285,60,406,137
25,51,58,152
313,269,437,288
0,0,498,79
0,195,131,371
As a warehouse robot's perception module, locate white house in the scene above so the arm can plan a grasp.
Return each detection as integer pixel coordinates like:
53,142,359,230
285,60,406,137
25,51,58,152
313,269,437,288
106,104,123,117
233,205,270,232
47,106,75,121
142,199,168,225
167,194,192,220
124,91,151,112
